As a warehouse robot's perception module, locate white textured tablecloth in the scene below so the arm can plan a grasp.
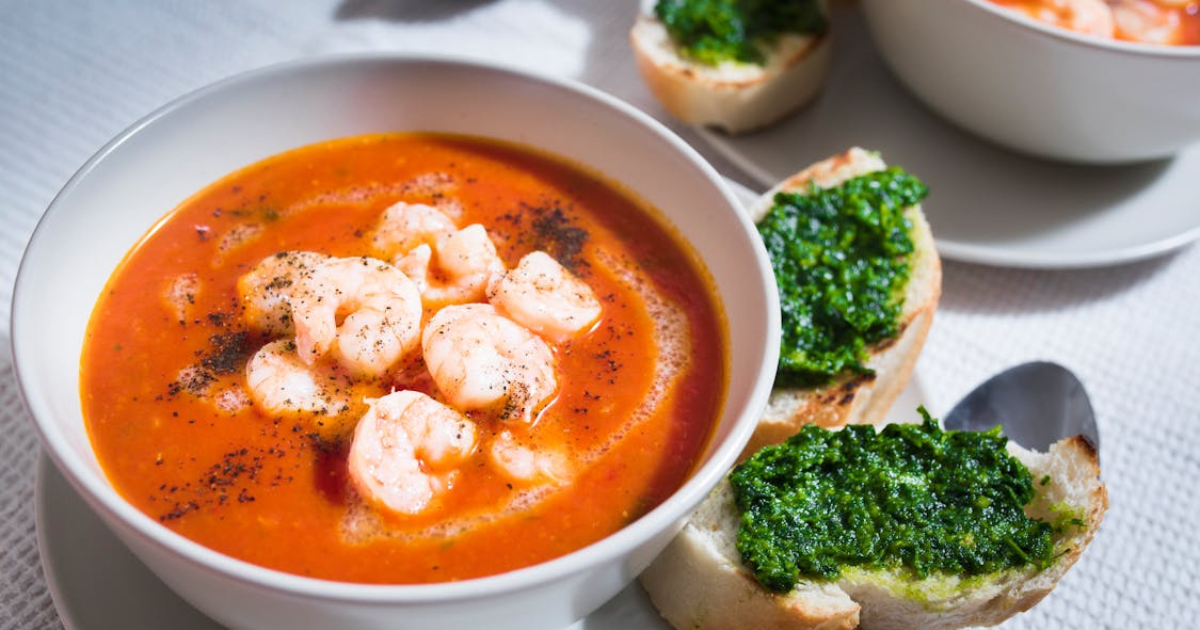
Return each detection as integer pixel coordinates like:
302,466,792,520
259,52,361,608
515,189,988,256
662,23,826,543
2,1,1197,628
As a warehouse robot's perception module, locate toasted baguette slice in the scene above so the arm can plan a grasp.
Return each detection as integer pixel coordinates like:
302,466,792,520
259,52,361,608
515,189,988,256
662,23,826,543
629,2,832,134
640,436,1107,630
742,148,941,458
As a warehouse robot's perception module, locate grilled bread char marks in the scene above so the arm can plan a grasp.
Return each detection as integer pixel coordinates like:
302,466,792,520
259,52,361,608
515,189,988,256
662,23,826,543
629,0,832,134
640,436,1107,630
744,148,942,458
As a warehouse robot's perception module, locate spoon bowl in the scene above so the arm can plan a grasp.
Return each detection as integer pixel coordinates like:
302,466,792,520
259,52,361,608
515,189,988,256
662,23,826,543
943,361,1099,459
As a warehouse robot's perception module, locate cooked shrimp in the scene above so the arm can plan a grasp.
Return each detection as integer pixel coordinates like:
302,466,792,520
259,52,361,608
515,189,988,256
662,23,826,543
394,244,434,293
420,224,506,307
290,256,423,377
370,202,457,260
371,201,505,307
1111,0,1186,44
237,251,329,336
245,339,359,439
347,390,478,516
422,303,558,422
487,251,602,343
994,0,1116,37
488,429,571,486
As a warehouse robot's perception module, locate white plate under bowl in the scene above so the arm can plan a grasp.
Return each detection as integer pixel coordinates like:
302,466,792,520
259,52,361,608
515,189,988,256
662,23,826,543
697,3,1200,269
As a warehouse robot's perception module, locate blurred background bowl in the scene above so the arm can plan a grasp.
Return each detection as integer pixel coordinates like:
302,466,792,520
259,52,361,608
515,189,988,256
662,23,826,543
861,0,1200,164
12,55,780,630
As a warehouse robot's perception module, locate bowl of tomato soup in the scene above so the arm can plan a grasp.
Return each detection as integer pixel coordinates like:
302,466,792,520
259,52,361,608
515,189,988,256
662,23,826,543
862,0,1200,163
12,56,780,630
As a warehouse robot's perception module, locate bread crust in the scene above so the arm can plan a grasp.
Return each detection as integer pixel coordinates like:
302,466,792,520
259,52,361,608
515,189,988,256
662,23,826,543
640,481,861,630
629,6,832,134
741,148,942,459
641,149,1102,630
640,437,1107,630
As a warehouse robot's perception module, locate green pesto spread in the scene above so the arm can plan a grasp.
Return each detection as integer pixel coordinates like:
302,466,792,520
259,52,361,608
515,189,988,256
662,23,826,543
729,409,1057,593
757,167,927,388
654,0,827,66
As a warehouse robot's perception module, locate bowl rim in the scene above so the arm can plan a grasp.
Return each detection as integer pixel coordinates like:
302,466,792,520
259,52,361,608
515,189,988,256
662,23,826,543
958,0,1200,57
12,52,781,603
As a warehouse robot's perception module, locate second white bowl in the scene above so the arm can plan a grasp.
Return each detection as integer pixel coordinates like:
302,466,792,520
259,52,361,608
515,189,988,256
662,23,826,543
862,0,1200,164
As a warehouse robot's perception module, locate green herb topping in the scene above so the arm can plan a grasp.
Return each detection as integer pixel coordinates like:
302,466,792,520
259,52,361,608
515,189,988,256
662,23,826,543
729,409,1057,593
757,167,927,388
654,0,827,66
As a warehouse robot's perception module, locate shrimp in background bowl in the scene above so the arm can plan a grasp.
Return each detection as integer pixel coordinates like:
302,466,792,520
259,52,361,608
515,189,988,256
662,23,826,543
985,0,1200,44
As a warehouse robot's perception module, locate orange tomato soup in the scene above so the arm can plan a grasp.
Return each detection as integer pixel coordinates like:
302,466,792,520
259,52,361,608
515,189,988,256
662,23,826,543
82,133,726,583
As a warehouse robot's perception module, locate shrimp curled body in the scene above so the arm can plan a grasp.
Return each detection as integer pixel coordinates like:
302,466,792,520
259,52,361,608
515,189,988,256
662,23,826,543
488,429,571,486
488,250,602,343
237,251,330,337
422,303,558,422
372,202,506,308
371,202,457,259
290,256,423,377
996,0,1116,37
347,390,478,516
420,224,506,306
244,339,356,425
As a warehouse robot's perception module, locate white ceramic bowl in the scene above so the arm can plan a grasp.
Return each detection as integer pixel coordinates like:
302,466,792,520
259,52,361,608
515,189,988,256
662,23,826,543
861,0,1200,164
12,55,780,630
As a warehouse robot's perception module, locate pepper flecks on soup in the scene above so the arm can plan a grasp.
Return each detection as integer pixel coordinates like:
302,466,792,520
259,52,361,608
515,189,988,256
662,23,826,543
81,133,727,584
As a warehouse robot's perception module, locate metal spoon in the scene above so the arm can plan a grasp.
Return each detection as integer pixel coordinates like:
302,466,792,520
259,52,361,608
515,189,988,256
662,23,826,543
943,361,1100,460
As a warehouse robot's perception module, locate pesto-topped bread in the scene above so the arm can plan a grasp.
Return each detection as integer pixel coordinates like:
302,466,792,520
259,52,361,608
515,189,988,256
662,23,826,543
639,414,1108,630
629,0,832,134
743,147,941,458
